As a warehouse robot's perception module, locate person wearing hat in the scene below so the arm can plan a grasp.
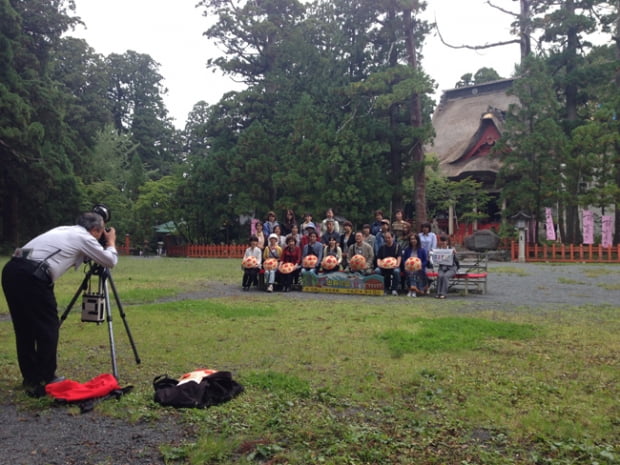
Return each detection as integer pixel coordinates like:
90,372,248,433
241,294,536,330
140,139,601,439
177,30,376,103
263,234,282,292
300,222,317,249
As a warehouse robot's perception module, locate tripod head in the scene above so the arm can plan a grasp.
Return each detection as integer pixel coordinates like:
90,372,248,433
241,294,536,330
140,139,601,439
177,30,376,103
84,260,109,279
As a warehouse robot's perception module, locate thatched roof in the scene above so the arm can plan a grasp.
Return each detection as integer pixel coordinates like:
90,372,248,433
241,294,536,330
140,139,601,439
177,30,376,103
428,78,519,185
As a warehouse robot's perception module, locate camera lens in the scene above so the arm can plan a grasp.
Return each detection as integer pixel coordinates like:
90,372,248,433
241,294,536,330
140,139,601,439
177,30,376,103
92,204,111,222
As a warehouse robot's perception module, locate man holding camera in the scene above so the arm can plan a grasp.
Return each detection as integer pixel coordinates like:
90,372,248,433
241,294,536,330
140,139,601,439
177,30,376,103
2,211,117,397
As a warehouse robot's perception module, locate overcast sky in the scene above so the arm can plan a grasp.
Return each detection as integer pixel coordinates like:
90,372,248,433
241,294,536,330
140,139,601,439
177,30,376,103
70,0,521,129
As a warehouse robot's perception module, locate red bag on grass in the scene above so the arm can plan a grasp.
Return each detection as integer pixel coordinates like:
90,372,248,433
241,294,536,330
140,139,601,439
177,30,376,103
45,373,122,402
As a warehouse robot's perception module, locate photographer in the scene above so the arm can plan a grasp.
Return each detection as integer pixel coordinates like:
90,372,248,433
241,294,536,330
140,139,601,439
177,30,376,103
2,211,117,397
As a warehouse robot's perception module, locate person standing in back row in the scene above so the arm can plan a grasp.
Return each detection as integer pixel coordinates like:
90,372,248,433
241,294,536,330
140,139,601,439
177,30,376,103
419,221,437,255
2,211,118,397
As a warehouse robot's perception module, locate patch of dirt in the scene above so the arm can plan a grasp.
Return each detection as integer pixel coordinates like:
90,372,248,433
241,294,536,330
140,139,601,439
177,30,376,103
0,401,191,465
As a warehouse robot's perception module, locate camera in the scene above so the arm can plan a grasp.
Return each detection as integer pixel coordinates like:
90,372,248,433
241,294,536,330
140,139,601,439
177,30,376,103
92,204,111,223
92,204,111,247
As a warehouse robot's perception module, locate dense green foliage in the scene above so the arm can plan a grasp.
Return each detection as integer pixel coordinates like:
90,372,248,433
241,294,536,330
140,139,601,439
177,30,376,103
496,0,619,243
0,0,618,248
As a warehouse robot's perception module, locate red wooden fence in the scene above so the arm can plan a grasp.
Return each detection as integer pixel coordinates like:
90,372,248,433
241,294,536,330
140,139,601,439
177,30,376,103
118,235,620,263
510,242,620,263
166,244,246,258
162,243,620,263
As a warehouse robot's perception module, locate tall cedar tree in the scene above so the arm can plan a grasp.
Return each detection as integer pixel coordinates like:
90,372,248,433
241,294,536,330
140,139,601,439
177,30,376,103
534,0,616,243
0,0,82,244
495,56,568,241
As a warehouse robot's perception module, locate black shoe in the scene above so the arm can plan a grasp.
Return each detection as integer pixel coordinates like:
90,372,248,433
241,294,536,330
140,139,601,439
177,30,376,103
45,375,65,384
23,381,46,398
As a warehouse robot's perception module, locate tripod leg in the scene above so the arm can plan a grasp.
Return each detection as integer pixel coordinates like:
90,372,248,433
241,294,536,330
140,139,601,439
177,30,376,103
102,279,119,379
59,269,94,326
106,271,141,365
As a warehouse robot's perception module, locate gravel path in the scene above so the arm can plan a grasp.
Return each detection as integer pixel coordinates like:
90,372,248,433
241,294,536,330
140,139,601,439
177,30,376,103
1,261,618,465
0,404,192,465
472,262,619,308
180,262,620,309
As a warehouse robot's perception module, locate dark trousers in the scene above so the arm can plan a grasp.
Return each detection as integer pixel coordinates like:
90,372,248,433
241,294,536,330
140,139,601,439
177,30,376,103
380,268,400,291
242,268,259,288
278,269,300,288
2,258,59,385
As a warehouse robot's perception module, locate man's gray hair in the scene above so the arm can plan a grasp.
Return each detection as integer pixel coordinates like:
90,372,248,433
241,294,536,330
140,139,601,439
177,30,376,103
77,212,105,231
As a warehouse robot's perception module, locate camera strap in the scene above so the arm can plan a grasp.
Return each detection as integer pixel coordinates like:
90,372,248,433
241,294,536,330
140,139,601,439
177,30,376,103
31,248,62,283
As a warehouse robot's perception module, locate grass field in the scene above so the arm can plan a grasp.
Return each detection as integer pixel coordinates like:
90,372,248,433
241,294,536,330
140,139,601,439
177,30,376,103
1,257,618,464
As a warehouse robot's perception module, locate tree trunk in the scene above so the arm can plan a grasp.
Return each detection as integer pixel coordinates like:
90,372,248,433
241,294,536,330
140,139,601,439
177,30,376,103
385,6,403,215
615,0,620,243
519,0,532,60
1,175,20,246
403,6,427,226
563,0,582,244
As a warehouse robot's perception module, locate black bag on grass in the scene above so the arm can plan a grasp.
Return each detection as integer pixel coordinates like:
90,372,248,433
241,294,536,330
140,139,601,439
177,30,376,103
153,371,243,408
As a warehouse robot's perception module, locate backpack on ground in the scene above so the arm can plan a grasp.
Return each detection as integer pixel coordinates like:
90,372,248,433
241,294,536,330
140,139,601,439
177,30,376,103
153,370,244,408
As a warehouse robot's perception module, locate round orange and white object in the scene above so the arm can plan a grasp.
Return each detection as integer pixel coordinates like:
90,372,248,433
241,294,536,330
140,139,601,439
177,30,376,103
263,257,278,271
349,254,366,271
321,255,339,271
242,255,258,269
278,262,296,274
302,254,318,268
379,256,398,269
178,368,218,385
404,256,422,272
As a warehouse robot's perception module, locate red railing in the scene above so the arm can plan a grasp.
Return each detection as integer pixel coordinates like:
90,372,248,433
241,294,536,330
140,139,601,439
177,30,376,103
117,234,131,255
119,235,620,263
166,244,246,258
510,242,620,263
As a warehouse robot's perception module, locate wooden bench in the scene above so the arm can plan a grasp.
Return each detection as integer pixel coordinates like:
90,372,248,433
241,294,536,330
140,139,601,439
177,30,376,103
426,251,488,295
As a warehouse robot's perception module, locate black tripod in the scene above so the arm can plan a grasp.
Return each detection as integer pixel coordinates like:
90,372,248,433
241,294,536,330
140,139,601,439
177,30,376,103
60,262,140,379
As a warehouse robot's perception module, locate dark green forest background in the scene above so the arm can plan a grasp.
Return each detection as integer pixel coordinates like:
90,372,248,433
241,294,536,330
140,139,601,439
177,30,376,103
1,0,618,249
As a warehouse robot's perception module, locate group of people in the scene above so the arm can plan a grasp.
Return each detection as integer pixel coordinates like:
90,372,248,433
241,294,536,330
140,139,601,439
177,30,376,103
241,208,459,298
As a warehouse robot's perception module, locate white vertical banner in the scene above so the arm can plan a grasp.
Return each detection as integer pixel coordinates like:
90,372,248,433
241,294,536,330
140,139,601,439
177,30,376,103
582,210,594,244
545,208,556,241
601,215,613,248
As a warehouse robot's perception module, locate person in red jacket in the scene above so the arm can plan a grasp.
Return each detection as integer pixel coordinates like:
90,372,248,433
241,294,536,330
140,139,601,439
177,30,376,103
279,235,301,292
